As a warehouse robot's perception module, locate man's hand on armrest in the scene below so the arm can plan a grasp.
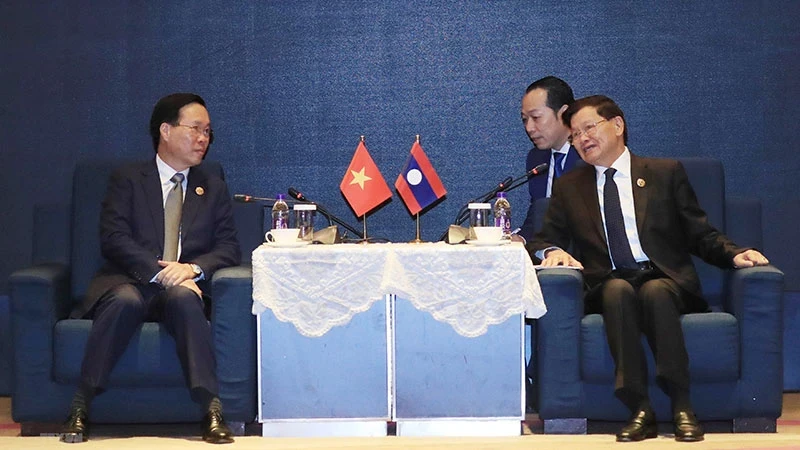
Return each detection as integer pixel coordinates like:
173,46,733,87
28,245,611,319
541,248,584,269
732,249,769,269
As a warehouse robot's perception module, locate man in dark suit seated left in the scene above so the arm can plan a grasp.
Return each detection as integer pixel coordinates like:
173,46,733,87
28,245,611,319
60,93,241,444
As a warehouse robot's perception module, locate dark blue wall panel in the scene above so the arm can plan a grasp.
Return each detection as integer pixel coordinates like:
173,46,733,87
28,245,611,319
1,1,798,293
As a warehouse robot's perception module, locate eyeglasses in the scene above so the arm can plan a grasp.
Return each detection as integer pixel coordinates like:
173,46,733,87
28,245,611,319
567,119,607,144
175,123,214,139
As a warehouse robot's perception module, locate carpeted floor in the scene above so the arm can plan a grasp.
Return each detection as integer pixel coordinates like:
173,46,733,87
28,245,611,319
2,395,800,449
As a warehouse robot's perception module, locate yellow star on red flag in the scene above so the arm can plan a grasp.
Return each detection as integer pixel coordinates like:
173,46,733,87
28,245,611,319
348,166,372,189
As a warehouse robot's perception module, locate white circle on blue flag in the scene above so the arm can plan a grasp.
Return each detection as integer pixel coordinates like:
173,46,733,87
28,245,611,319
407,169,422,186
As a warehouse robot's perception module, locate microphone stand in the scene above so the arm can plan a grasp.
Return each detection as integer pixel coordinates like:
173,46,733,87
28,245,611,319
437,165,548,241
312,203,364,239
287,190,365,239
437,177,511,242
235,194,364,238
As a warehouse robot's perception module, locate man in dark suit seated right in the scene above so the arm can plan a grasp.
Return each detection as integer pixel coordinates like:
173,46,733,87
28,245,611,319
528,94,769,442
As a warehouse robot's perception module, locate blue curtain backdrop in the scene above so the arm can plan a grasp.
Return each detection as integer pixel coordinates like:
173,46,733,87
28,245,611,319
1,1,798,294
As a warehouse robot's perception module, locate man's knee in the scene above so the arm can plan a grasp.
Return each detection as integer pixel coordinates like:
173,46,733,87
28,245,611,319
163,286,205,317
97,284,146,318
638,279,679,312
601,278,636,308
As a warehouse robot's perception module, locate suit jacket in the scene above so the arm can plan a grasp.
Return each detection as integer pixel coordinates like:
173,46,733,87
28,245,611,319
519,146,581,240
528,153,745,309
77,159,241,318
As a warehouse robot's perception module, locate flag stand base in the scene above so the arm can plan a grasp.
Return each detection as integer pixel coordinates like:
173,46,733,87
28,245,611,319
408,213,425,243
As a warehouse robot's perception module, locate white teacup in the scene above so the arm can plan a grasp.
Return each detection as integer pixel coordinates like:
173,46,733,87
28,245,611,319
265,228,301,243
473,226,503,242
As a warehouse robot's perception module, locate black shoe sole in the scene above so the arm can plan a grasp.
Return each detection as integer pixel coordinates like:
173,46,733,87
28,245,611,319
616,429,658,442
675,434,705,442
202,435,234,444
59,432,86,443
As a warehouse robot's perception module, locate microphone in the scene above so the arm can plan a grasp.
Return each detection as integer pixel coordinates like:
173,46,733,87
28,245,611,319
501,162,550,193
527,162,549,177
443,174,515,241
234,194,276,203
287,187,310,203
287,187,364,238
439,163,552,241
496,176,514,191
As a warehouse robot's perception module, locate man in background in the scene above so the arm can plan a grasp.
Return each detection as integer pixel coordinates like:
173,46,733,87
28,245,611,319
518,76,581,241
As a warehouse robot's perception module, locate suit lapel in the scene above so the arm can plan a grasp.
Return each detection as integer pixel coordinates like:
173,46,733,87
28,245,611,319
181,167,206,243
142,161,165,255
564,146,580,171
575,167,607,243
528,149,550,199
630,154,650,233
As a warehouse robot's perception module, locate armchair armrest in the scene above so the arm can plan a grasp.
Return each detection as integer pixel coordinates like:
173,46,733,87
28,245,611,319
9,263,71,326
211,265,256,423
725,265,784,418
8,263,71,419
535,268,585,419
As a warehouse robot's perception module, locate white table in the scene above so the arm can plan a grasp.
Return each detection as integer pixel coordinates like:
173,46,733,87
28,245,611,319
252,241,545,436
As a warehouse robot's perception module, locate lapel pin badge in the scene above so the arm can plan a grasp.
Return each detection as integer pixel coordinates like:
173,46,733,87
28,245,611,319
195,187,205,196
637,178,646,188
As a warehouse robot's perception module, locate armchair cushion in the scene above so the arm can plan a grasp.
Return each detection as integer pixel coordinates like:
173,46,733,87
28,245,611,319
581,313,739,384
54,321,185,387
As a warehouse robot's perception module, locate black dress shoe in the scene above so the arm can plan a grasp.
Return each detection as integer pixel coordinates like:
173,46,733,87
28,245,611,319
202,409,234,444
616,408,658,442
59,407,89,443
674,411,704,442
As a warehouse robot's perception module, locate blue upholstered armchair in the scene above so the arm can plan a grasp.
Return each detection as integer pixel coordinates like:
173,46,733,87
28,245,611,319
9,160,261,433
533,157,784,433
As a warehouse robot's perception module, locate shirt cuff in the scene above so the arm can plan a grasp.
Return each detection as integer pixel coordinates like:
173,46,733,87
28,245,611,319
536,246,562,261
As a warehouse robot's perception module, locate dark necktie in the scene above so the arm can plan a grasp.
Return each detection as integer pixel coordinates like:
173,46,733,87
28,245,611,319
163,173,184,261
603,168,637,269
553,152,566,179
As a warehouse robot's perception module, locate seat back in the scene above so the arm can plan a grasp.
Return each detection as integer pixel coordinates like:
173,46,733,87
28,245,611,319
68,160,226,303
677,158,726,308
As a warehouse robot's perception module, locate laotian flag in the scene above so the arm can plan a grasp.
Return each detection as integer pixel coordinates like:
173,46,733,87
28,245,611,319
394,141,447,215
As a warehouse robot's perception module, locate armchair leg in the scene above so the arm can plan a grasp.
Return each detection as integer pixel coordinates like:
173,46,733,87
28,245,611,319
732,417,776,433
543,418,587,434
227,421,245,436
20,422,60,437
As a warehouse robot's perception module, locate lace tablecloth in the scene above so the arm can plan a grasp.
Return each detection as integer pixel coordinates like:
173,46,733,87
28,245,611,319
251,241,545,338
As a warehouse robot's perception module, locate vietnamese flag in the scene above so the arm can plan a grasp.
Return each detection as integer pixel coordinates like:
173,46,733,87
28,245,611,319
340,140,392,217
394,141,447,215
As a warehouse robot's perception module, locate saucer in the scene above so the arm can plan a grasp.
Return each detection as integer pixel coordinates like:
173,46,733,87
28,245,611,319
465,239,511,246
265,240,311,248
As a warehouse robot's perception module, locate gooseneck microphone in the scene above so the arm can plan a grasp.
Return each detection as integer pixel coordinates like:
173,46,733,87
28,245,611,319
502,162,549,193
287,187,364,239
438,163,550,241
287,187,309,203
234,194,277,203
